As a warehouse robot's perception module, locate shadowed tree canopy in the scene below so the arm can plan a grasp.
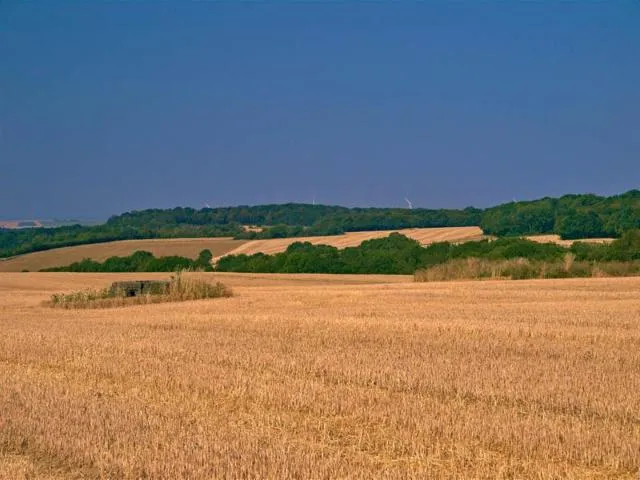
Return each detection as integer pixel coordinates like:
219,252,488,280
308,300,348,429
1,190,638,258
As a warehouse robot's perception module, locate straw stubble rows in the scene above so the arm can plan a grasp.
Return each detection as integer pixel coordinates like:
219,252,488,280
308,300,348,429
0,273,638,478
0,226,485,272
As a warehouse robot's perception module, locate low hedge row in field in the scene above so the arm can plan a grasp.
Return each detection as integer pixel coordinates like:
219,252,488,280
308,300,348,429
41,230,640,276
414,256,640,282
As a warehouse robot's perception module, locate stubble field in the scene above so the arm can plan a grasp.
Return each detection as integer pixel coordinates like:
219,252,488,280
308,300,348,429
0,227,485,272
524,235,615,247
222,226,485,257
0,238,248,273
0,272,639,479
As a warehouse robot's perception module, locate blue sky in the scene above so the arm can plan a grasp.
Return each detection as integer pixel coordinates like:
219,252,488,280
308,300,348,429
1,2,639,219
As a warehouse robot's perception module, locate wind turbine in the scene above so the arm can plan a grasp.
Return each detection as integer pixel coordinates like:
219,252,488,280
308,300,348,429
404,197,413,209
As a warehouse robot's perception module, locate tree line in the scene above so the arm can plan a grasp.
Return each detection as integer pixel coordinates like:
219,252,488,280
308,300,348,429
42,249,214,273
0,223,241,258
216,232,639,275
44,230,640,275
3,190,638,258
481,190,639,238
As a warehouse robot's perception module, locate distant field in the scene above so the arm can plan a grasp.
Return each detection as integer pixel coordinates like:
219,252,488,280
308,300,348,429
0,227,484,272
0,227,619,273
0,220,43,229
524,234,615,247
0,238,247,272
222,226,485,257
0,273,638,478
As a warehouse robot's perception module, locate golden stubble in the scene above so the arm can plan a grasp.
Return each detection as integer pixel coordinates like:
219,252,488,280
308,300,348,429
1,273,639,479
223,226,485,257
525,235,615,247
0,238,247,272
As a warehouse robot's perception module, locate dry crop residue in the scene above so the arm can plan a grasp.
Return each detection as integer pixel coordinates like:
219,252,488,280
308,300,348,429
0,238,246,272
0,272,639,479
221,226,485,257
524,234,615,247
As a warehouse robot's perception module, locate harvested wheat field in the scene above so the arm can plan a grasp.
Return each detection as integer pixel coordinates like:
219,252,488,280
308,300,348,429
0,220,43,229
222,226,485,257
0,238,246,273
0,227,482,272
1,273,639,479
525,234,615,247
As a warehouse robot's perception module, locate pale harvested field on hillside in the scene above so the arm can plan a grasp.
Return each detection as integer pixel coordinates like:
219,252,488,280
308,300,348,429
1,273,639,479
525,234,615,247
0,229,620,274
223,226,485,257
0,238,246,272
0,227,483,272
0,220,43,229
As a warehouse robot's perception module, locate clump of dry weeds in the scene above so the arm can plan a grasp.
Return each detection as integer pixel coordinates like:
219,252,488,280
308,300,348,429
46,272,232,309
415,255,640,282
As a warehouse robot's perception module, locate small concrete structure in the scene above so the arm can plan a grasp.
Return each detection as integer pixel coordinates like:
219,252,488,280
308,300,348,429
109,280,170,297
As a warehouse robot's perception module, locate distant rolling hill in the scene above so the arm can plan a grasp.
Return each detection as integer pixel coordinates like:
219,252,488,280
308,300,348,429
523,235,614,247
1,226,620,272
217,226,486,259
0,220,43,229
0,227,485,272
0,218,101,229
0,238,246,272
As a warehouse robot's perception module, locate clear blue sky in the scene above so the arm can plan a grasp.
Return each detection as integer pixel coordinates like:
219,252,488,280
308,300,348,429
1,2,639,219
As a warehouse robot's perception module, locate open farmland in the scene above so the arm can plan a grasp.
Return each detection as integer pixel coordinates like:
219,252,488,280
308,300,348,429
0,238,247,272
0,220,43,229
2,227,623,273
221,226,485,257
525,234,615,247
0,272,639,479
0,227,484,272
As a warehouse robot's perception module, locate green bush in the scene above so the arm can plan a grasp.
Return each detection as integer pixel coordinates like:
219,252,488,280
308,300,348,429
217,235,583,275
6,190,637,259
42,249,215,273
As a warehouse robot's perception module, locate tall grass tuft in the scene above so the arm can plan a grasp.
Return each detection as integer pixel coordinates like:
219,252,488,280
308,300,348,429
165,272,231,301
414,258,640,282
47,272,232,309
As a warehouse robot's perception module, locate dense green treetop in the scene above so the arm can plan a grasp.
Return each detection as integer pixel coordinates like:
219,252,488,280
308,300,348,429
42,249,215,273
480,189,639,237
2,190,638,258
216,230,639,275
46,231,639,275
